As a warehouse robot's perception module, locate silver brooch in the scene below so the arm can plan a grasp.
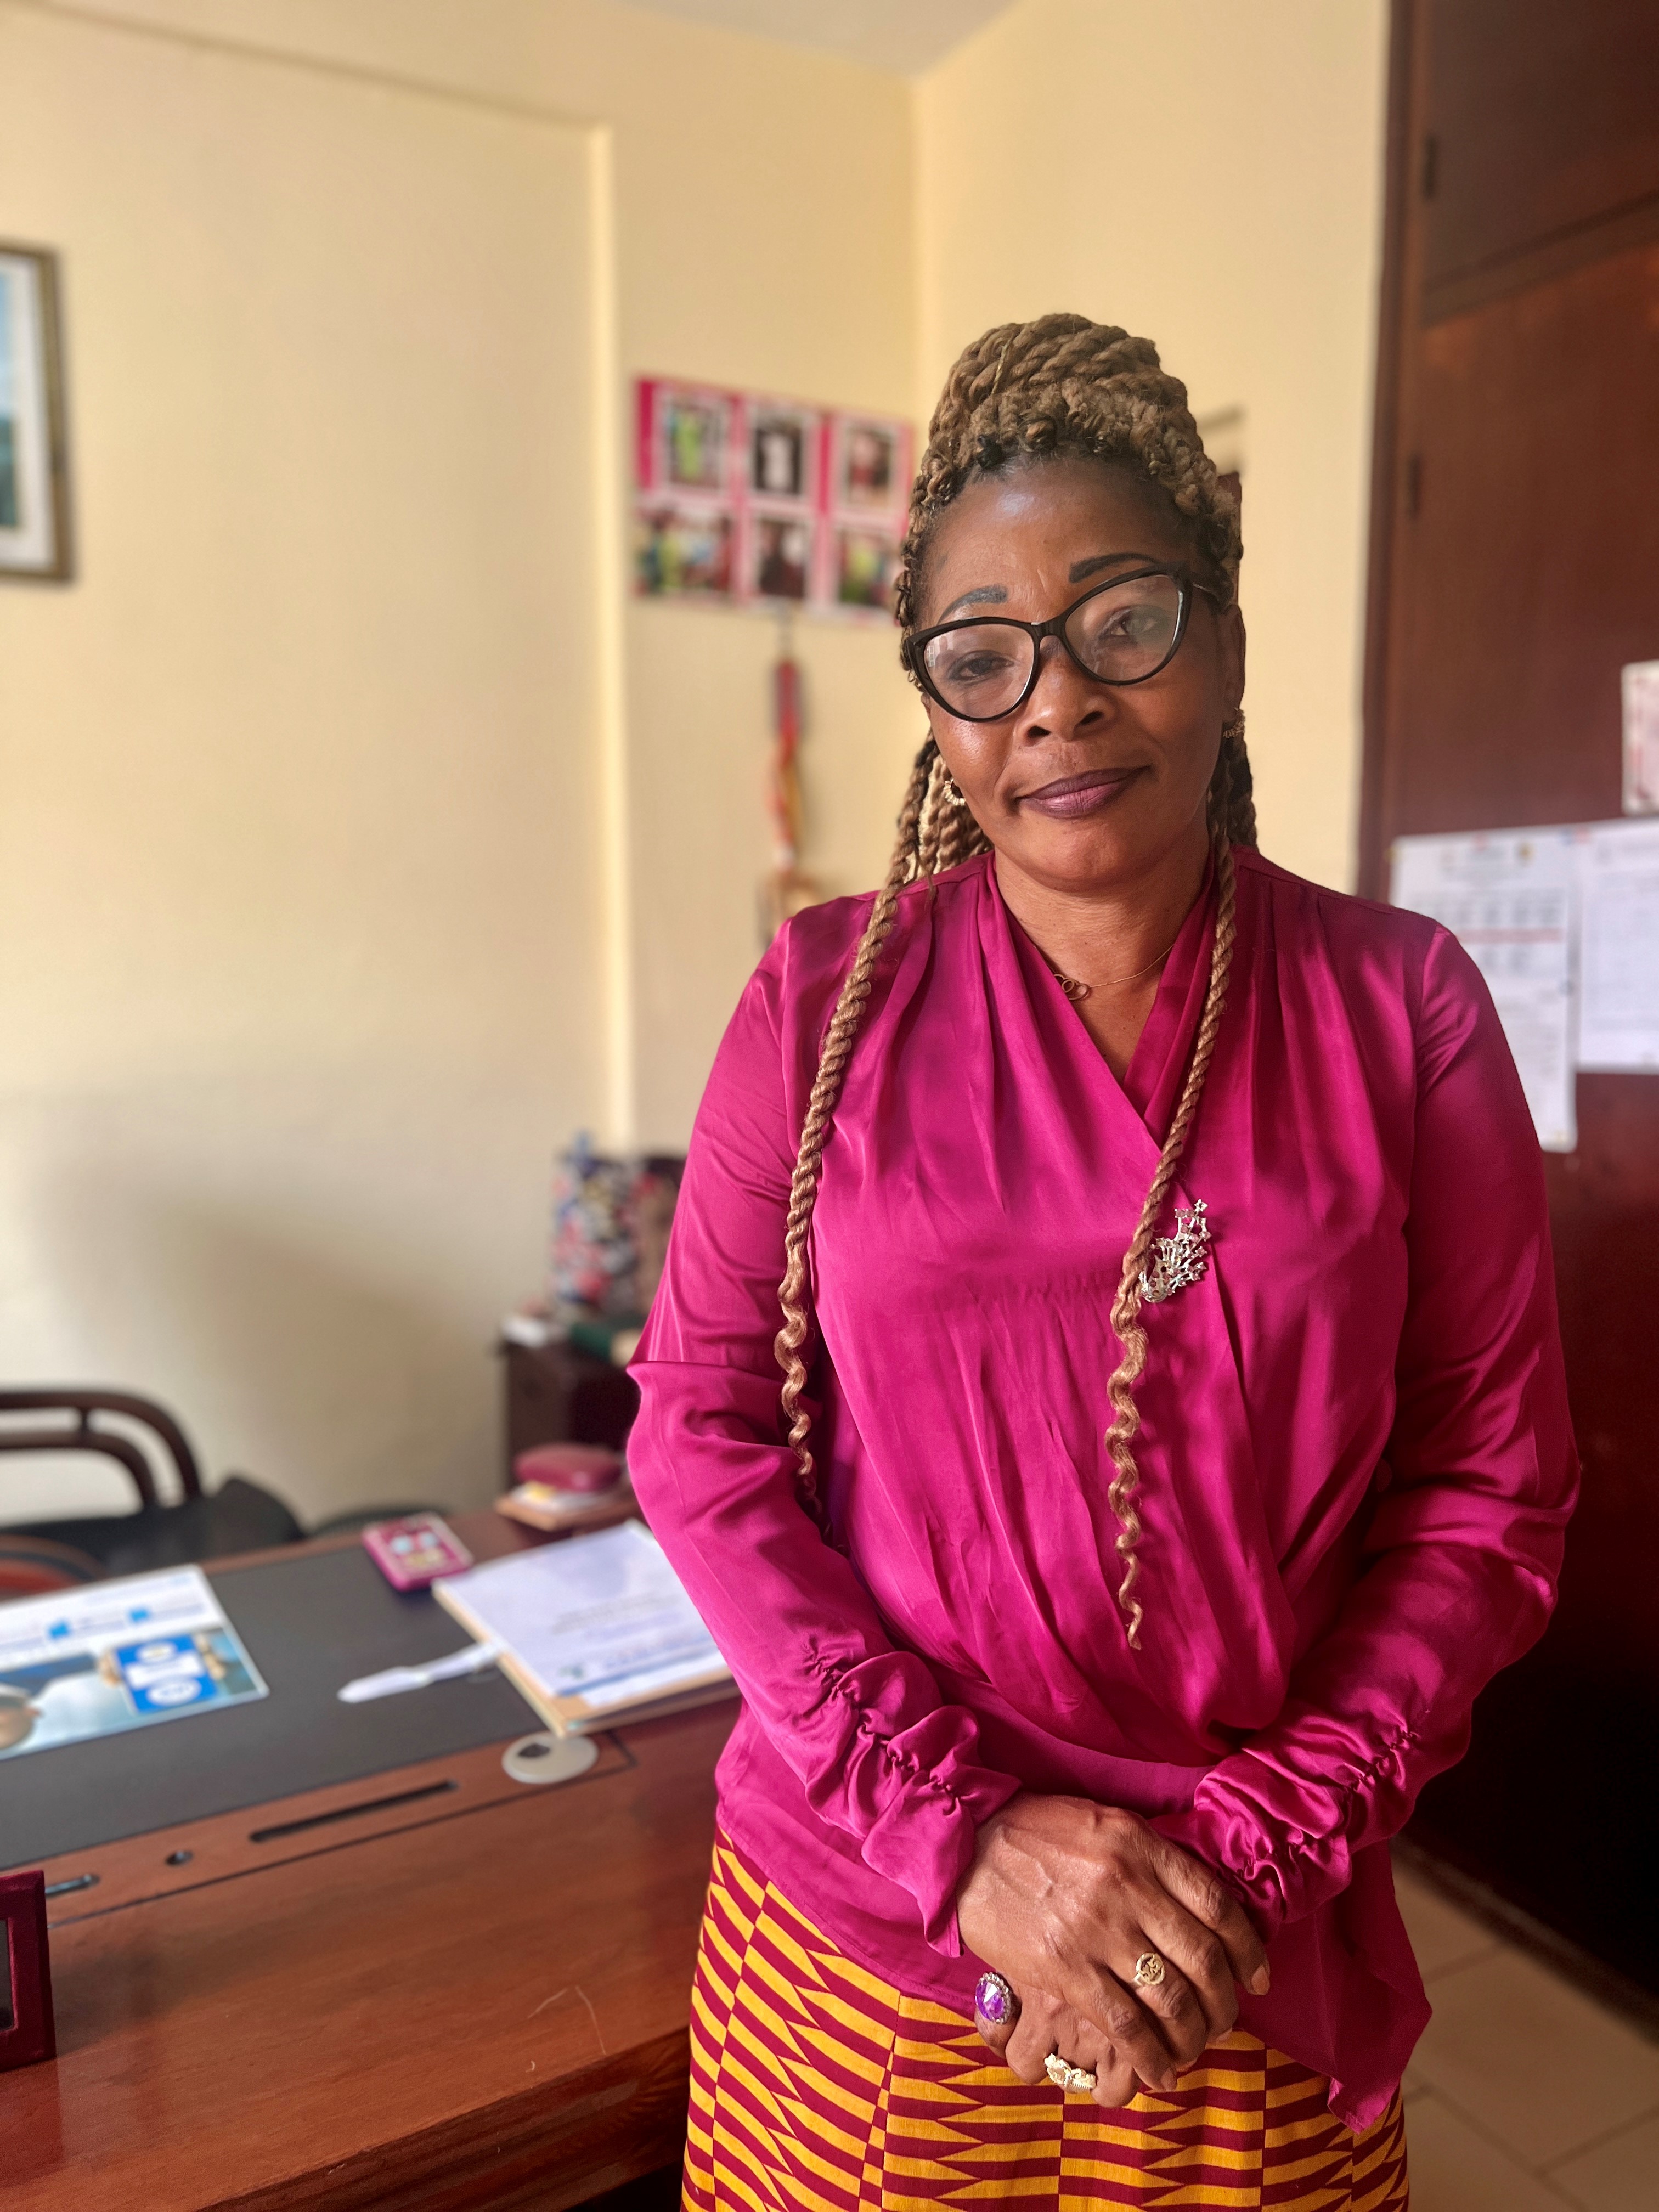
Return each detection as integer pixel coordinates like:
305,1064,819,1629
1139,1199,1212,1305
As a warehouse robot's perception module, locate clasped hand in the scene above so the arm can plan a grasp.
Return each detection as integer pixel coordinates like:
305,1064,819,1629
955,1793,1270,2109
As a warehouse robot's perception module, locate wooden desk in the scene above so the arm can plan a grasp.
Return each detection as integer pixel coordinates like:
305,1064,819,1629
3,1513,735,2210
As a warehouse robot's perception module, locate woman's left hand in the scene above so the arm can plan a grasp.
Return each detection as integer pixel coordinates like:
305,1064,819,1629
974,1976,1142,2108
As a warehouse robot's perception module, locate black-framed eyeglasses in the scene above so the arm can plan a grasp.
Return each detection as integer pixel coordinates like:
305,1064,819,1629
902,565,1218,723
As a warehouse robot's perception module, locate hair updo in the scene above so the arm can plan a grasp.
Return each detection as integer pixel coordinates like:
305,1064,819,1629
774,314,1253,1649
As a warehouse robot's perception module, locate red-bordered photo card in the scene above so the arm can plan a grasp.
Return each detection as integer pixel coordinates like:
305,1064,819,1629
634,377,910,618
0,1870,56,2072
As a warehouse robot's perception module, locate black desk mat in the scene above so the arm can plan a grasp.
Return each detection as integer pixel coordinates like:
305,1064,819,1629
2,1545,543,1866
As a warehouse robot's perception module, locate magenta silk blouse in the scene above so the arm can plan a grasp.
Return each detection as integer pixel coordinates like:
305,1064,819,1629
628,848,1577,2131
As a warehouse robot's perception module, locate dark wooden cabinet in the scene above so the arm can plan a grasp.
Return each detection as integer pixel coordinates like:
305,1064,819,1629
499,1336,639,1483
1364,0,1659,1999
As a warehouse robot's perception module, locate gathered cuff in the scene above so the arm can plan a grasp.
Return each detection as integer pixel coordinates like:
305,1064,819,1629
1149,1802,1289,1937
1153,1721,1422,1934
802,1652,1022,1951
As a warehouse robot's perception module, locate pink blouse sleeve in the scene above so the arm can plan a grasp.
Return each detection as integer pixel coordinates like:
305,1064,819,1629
627,918,1022,1951
1155,926,1579,1930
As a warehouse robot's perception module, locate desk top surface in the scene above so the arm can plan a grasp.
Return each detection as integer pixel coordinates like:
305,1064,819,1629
3,1513,736,2212
4,1530,551,1865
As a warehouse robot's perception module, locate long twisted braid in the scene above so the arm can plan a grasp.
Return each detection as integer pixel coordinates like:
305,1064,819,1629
1104,827,1239,1647
774,315,1256,1645
774,738,935,1511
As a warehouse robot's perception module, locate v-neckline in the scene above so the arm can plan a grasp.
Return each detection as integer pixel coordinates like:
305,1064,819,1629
989,849,1218,1148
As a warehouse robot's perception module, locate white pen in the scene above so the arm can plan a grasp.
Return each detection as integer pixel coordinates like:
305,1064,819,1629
337,1641,501,1703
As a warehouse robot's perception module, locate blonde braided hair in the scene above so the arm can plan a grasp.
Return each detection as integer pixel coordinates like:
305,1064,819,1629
773,315,1256,1644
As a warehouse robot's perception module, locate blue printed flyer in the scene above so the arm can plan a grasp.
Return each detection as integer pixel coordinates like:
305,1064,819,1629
0,1565,267,1760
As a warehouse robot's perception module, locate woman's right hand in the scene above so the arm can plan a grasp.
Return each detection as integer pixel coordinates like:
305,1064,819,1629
956,1792,1270,2094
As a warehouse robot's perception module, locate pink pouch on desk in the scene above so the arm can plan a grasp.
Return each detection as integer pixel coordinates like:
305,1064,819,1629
361,1514,474,1591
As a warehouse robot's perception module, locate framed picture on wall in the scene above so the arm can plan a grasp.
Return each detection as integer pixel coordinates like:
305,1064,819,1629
632,375,910,617
0,244,71,582
653,383,732,495
834,523,898,612
746,510,814,603
634,500,735,598
834,416,901,511
748,401,820,505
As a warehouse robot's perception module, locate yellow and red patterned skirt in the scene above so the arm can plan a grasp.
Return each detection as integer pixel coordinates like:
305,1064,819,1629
684,1835,1408,2211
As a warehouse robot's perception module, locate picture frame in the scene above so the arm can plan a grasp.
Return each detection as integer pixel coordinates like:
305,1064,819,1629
634,500,735,599
833,415,903,514
652,383,733,496
833,523,898,613
746,509,814,604
631,376,910,618
0,244,71,583
747,401,820,505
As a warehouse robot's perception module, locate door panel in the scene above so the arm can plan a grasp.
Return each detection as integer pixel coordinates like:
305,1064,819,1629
1423,0,1659,286
1366,0,1659,2001
1384,246,1659,841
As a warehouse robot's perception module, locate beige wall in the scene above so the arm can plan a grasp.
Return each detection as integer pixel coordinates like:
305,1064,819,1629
0,0,921,1518
0,0,1385,1524
917,0,1388,891
21,0,928,1148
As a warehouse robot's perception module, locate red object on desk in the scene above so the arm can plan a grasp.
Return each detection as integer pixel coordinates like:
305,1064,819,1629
0,1871,55,2072
514,1442,625,1496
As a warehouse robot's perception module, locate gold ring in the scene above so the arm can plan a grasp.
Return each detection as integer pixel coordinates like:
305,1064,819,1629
1132,1951,1166,1989
1043,2051,1097,2095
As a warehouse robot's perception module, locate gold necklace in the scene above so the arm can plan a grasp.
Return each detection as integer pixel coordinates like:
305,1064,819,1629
1046,938,1177,1003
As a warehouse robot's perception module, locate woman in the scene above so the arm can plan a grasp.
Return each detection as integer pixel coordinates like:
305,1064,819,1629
629,314,1576,2209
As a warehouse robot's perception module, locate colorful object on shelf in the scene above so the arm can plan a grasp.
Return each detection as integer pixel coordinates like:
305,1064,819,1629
549,1138,680,1322
565,1313,646,1366
633,377,911,619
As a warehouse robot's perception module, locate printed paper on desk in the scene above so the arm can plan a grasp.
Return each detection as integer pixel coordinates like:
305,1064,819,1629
0,1566,267,1761
1390,827,1578,1152
434,1521,730,1733
1578,819,1659,1071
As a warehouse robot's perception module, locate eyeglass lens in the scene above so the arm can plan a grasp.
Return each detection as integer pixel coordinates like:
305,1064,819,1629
919,572,1184,718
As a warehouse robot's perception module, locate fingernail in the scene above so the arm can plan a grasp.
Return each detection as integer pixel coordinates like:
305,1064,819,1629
1249,1966,1271,1995
1160,2072,1178,2092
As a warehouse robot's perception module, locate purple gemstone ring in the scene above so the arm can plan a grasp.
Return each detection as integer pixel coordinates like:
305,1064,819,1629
973,1971,1018,2028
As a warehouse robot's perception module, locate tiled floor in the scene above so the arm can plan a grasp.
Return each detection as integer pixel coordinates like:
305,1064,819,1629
1395,1859,1659,2209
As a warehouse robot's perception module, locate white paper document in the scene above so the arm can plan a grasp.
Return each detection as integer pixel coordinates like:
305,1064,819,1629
1390,828,1578,1152
436,1520,726,1709
1576,819,1659,1071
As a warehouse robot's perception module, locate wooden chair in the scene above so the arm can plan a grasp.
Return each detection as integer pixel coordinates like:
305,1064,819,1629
0,1389,303,1584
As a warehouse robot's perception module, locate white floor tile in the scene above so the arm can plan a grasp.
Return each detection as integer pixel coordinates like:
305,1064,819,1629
1413,1948,1659,2168
1548,2108,1659,2211
1392,1861,1503,1980
1405,2091,1573,2212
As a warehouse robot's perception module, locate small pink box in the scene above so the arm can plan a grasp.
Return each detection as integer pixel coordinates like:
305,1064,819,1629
361,1514,473,1592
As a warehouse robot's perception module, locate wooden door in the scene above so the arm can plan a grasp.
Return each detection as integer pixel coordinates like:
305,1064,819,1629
1363,0,1659,1999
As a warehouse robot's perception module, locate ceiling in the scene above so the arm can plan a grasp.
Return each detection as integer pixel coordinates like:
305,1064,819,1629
617,0,1018,76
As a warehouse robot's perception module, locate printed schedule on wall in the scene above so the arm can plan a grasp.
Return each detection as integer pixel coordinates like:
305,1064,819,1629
1391,818,1659,1154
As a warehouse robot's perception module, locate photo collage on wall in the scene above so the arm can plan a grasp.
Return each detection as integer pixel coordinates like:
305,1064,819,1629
633,379,912,620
